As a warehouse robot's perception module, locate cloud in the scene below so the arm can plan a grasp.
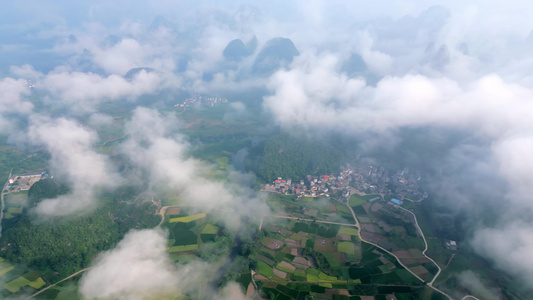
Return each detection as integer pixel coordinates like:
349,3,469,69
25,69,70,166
3,0,533,293
40,69,169,114
28,117,120,216
0,77,32,133
472,224,533,291
456,270,502,300
265,55,533,139
87,113,114,128
216,282,248,300
262,25,533,288
79,228,211,300
10,63,177,115
121,107,269,229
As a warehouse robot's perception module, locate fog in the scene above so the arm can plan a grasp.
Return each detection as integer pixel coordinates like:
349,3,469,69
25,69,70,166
2,0,533,297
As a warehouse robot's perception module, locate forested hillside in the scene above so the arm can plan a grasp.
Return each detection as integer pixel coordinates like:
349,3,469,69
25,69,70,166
1,182,160,281
253,134,345,182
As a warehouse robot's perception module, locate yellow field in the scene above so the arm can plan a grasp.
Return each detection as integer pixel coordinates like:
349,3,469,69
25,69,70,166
168,245,199,252
169,213,206,223
4,276,30,293
28,277,46,289
0,265,14,276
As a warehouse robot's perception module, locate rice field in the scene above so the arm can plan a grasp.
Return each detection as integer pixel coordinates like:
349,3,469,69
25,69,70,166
4,276,30,293
349,195,367,207
168,245,198,252
338,227,359,236
28,277,46,289
0,264,14,276
201,224,218,234
169,213,206,223
337,242,355,255
258,261,274,278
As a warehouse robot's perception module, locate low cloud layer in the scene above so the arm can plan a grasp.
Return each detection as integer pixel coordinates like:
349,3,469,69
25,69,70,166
2,0,533,295
121,107,269,229
79,228,211,300
0,77,32,133
263,51,533,286
28,117,119,216
10,65,175,114
456,270,502,300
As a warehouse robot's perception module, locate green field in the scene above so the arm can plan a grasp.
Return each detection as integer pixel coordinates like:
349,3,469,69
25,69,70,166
337,242,355,255
349,194,367,206
257,261,274,278
338,227,359,236
6,207,23,219
201,224,219,234
4,276,30,293
0,265,14,276
171,229,198,246
300,197,315,202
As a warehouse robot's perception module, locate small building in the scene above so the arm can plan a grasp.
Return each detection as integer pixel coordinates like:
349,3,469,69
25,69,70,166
446,240,458,251
390,198,403,205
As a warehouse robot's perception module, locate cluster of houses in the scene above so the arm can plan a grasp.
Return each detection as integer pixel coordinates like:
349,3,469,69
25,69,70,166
174,95,228,110
351,165,428,202
262,163,429,202
261,166,355,198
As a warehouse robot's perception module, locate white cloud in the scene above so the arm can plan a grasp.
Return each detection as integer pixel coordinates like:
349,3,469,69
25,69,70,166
472,224,533,289
456,270,502,300
40,69,166,113
28,117,120,216
121,107,269,229
80,228,211,300
263,50,533,287
0,77,32,133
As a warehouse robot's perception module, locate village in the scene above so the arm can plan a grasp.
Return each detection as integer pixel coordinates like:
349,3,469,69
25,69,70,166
174,94,228,111
261,164,429,203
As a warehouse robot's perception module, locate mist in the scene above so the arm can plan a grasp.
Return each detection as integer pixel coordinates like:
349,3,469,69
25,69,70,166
2,0,533,298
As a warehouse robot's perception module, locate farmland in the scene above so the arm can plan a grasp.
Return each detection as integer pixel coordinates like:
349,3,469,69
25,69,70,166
248,218,430,298
347,196,439,283
162,208,231,261
0,264,50,298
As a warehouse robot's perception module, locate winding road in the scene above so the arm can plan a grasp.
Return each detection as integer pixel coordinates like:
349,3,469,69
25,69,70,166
396,206,443,286
343,197,453,299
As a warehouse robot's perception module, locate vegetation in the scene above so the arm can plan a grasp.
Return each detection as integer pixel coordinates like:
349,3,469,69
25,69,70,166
169,213,206,223
28,179,70,206
253,134,345,182
1,183,159,282
349,194,367,207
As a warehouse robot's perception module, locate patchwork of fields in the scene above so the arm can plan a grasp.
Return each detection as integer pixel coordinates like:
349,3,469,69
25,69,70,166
251,218,426,299
0,259,50,298
349,196,445,283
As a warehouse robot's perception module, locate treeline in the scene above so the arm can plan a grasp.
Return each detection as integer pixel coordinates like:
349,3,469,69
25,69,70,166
0,145,49,187
251,134,345,182
1,182,160,281
28,179,70,205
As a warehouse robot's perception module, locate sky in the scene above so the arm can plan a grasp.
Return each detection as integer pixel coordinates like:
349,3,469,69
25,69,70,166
2,0,533,298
